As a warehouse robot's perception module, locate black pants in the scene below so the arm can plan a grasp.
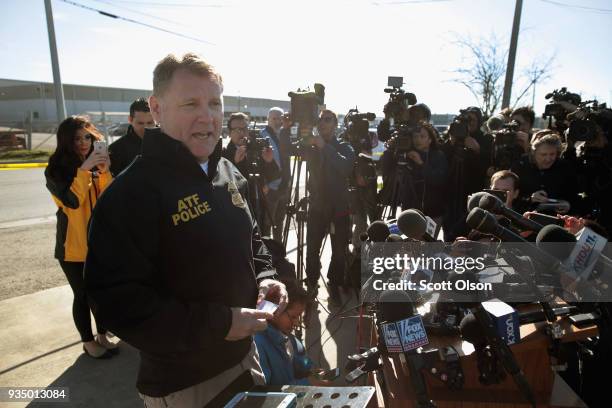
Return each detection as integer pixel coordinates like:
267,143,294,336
350,185,379,249
262,187,289,242
58,260,106,342
306,208,351,287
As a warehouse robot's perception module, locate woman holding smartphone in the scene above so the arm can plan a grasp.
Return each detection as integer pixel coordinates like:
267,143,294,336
45,116,115,359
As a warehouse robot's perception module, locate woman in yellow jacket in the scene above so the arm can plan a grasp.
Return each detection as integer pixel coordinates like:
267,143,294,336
45,116,116,359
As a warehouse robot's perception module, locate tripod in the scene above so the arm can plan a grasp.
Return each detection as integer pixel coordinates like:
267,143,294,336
380,151,417,221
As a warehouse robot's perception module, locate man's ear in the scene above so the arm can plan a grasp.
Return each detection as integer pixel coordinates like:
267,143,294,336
512,189,520,201
149,95,161,125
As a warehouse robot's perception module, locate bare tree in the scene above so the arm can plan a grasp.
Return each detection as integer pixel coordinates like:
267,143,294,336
451,33,555,117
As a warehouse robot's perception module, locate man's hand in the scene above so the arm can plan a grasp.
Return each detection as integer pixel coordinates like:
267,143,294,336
560,215,585,234
530,190,548,203
516,131,530,153
464,136,481,153
261,146,274,163
407,151,423,166
311,135,325,149
257,279,288,316
225,307,272,341
234,145,247,163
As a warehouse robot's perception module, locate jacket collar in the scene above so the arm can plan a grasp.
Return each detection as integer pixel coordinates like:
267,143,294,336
141,127,222,179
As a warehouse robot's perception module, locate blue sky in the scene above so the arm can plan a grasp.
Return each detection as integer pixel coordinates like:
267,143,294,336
1,0,611,117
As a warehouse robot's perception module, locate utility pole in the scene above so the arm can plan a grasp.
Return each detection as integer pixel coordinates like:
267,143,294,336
502,0,523,109
44,0,67,123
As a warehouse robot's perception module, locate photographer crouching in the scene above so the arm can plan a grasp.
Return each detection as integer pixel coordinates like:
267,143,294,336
222,112,281,230
342,109,379,251
304,109,355,305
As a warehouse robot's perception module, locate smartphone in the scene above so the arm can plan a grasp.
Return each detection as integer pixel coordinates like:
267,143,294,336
314,367,340,381
256,300,279,314
93,140,108,155
483,189,508,203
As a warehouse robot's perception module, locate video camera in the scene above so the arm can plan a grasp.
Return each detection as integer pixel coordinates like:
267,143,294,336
448,109,471,144
491,120,523,170
288,83,325,126
567,100,611,143
344,108,376,152
244,129,270,177
383,76,417,123
543,87,582,120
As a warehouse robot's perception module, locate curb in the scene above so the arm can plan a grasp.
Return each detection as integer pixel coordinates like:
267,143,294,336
0,162,48,169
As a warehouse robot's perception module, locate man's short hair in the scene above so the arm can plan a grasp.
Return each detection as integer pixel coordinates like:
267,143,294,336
228,112,249,131
511,106,535,127
490,170,519,190
129,98,150,118
268,107,284,118
153,53,223,97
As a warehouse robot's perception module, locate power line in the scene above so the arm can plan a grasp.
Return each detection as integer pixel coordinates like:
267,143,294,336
90,0,189,27
57,0,215,45
539,0,612,14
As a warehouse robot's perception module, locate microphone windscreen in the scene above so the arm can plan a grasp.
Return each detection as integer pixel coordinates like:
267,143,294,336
359,232,369,242
487,115,505,131
378,290,416,323
459,313,486,347
466,207,498,234
536,224,577,261
386,234,403,242
478,193,504,213
467,191,490,212
367,221,390,242
397,209,427,239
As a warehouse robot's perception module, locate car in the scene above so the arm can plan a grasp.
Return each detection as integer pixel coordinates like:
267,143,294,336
108,122,130,137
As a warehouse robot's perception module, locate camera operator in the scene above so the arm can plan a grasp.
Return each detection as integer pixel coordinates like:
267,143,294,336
510,106,535,153
304,109,355,304
343,110,379,251
442,106,493,241
562,104,612,232
261,108,291,241
222,112,280,226
510,130,580,214
380,121,448,220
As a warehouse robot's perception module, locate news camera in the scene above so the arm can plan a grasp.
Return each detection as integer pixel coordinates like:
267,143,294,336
243,129,270,178
383,77,417,124
344,108,376,152
567,100,611,142
543,87,582,120
447,109,471,144
288,83,325,146
491,120,524,170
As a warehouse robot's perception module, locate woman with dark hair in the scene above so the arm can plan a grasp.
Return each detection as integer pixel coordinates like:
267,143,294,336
45,116,115,359
401,121,448,219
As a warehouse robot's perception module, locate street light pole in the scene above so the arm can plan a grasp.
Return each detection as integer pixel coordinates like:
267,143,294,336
502,0,523,109
44,0,67,123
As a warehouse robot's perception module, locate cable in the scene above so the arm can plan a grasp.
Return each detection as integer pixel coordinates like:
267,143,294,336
90,0,189,27
538,0,612,14
57,0,215,45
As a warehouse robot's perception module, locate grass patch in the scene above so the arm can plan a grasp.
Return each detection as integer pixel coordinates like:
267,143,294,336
0,149,51,162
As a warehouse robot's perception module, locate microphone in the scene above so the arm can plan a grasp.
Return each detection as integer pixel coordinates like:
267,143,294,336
367,220,390,242
467,191,490,212
397,209,439,242
386,233,404,242
481,299,520,346
478,193,544,233
466,207,525,243
377,290,436,408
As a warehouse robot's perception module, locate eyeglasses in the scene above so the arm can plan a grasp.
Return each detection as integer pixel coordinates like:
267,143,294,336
74,134,93,143
319,117,335,123
230,127,248,134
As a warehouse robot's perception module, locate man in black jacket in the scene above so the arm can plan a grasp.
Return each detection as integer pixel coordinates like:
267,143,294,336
304,109,355,304
108,98,155,176
84,53,287,407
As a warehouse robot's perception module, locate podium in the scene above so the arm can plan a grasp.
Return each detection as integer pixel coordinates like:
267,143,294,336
370,312,596,407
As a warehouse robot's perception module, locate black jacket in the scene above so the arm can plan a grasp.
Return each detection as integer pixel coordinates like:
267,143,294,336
84,128,273,397
221,141,281,183
109,125,142,176
305,137,355,213
511,154,581,213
